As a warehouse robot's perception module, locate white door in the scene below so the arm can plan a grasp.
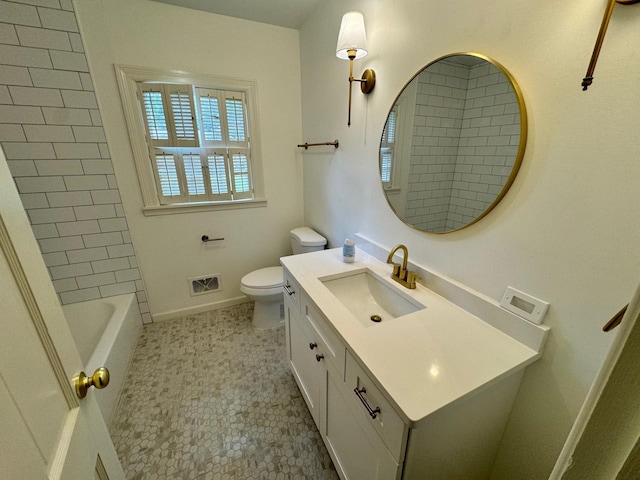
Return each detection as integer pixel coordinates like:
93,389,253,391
0,149,126,479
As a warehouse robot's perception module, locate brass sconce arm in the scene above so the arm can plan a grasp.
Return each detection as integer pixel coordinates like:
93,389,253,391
582,0,640,90
346,49,376,127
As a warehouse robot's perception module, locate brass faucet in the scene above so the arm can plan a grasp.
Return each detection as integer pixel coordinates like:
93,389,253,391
386,244,418,289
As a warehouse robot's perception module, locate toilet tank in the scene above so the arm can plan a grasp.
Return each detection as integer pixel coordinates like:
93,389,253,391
290,227,327,255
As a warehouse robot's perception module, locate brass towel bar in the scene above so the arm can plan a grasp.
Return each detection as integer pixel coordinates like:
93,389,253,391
297,140,339,150
602,304,628,332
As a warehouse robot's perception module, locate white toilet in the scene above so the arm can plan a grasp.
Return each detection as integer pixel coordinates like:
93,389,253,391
240,227,327,329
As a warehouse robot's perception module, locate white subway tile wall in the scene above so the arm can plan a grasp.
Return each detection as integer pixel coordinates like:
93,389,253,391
405,59,520,232
0,0,150,322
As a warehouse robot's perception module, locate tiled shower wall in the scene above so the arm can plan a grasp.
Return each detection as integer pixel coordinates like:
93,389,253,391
405,59,519,232
405,60,465,232
0,0,151,323
449,62,519,231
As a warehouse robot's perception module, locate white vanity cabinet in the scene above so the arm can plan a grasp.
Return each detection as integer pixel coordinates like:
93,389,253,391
305,294,403,480
281,251,546,480
285,265,404,480
284,269,346,430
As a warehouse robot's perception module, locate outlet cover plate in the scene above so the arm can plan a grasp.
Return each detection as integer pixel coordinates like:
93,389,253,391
500,286,549,325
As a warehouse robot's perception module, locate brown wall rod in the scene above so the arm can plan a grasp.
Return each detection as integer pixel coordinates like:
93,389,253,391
297,140,339,150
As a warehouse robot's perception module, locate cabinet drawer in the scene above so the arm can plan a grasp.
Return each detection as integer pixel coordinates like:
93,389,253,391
303,296,346,379
325,365,401,480
345,351,408,462
283,268,301,313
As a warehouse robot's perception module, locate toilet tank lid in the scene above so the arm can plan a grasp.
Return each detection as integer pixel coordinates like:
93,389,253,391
290,227,327,247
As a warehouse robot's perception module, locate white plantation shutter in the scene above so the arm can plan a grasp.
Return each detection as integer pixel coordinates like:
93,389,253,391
167,85,198,146
225,97,246,143
137,82,254,205
182,152,206,197
138,84,198,147
152,150,182,202
195,88,253,199
205,150,232,200
198,95,223,143
229,150,252,199
139,85,171,146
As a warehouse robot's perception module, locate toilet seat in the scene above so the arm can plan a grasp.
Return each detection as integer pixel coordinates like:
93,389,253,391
240,266,283,297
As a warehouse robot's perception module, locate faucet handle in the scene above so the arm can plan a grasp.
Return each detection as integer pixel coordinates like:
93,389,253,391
391,263,401,277
407,271,421,288
398,268,408,281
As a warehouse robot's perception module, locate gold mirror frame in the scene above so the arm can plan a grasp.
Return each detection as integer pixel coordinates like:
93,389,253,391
379,52,527,234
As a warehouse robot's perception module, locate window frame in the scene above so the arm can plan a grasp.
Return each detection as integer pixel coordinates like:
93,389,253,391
115,65,266,216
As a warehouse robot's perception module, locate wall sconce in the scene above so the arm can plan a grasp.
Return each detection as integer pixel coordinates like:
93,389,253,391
336,11,376,126
582,0,639,90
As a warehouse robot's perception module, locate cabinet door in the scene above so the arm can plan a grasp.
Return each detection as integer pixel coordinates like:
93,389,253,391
287,303,323,425
324,366,401,480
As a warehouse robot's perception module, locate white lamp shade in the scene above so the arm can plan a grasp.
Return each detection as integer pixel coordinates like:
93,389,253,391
336,11,368,60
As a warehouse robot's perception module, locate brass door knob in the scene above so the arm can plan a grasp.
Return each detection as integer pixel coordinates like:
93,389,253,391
75,367,110,399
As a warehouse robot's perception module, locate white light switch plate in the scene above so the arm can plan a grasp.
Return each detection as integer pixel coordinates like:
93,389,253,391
500,286,549,325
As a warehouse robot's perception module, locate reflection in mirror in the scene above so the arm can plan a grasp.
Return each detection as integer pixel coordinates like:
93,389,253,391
380,53,527,233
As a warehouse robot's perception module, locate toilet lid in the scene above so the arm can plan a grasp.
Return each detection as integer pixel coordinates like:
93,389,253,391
241,266,284,289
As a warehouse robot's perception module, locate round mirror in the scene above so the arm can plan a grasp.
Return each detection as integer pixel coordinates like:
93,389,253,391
380,53,527,233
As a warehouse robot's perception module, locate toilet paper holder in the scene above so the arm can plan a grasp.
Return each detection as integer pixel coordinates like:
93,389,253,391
201,235,224,243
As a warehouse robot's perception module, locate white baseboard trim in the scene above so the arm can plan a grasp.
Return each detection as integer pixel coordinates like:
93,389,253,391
151,295,251,322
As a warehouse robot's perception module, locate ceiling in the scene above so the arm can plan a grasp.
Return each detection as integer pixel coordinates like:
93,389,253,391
150,0,324,29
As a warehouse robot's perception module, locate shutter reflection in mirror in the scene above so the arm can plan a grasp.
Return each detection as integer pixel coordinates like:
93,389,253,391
380,106,397,186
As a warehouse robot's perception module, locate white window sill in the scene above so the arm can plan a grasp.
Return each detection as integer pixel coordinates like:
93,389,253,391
142,198,267,216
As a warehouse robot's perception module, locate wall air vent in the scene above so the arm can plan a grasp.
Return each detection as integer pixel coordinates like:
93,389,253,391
189,274,221,296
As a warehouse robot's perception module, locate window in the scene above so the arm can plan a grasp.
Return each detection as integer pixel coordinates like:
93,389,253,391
115,65,265,215
139,84,253,204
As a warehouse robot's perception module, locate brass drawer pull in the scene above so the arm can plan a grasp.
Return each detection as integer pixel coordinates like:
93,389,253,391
309,342,317,350
284,284,295,296
354,386,381,419
316,353,324,362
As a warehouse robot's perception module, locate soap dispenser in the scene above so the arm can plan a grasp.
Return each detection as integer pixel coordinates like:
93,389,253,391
342,239,355,263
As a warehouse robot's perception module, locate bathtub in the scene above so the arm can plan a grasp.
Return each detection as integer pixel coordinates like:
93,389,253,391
62,293,142,427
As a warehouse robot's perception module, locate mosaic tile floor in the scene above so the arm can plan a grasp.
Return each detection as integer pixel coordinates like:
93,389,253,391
110,303,339,480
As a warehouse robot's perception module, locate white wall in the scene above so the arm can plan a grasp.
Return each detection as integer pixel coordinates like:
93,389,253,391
74,0,305,318
299,0,640,478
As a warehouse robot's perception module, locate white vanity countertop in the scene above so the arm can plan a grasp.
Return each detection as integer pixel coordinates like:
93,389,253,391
280,248,542,428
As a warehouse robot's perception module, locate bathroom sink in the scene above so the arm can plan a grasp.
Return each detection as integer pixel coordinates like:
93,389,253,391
320,269,426,327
